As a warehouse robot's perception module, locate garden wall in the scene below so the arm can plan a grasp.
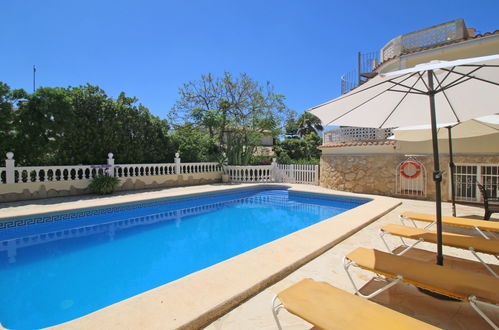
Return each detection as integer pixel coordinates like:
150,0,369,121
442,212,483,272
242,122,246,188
0,173,222,203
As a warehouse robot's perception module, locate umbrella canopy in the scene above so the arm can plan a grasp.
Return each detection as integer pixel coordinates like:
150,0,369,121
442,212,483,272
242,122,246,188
392,115,499,141
311,54,499,128
309,54,499,266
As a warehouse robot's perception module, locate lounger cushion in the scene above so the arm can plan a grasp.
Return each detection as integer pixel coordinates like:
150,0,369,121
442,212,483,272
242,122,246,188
401,211,499,232
346,248,499,304
381,224,499,255
277,278,439,330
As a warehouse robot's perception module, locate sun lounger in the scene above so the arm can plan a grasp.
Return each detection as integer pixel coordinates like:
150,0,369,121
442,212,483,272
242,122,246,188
379,224,499,277
400,211,499,239
343,247,499,329
271,278,439,330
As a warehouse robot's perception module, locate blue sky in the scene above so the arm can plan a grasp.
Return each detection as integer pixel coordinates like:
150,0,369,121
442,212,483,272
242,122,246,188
2,0,499,120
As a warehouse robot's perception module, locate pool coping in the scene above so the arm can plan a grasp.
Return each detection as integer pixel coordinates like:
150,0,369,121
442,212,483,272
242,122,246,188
0,184,401,330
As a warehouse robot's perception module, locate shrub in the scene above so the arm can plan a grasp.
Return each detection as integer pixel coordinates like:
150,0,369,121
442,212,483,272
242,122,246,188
89,174,120,195
291,158,320,165
250,156,273,165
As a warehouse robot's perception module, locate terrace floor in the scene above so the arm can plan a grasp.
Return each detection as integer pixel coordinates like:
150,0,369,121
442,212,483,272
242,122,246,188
205,196,499,330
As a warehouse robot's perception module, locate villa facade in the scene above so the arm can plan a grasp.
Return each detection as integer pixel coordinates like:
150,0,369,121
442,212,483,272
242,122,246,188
319,19,499,202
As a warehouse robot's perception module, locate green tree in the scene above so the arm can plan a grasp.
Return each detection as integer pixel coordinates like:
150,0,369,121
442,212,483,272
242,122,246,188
275,131,322,164
14,87,72,165
170,72,290,165
9,84,174,165
284,110,299,138
296,112,323,137
0,83,27,158
169,123,216,162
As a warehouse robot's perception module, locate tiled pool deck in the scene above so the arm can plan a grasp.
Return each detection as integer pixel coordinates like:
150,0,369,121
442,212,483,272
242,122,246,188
1,184,497,329
206,192,499,330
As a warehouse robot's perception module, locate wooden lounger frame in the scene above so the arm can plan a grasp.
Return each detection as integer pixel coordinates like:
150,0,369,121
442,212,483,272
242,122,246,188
379,224,499,277
343,248,499,329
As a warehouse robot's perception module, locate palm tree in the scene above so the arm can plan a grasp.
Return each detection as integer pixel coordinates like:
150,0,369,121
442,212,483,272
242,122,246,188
296,112,323,137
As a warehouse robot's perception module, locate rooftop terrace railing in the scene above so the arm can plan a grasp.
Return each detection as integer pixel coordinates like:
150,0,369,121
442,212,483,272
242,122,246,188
380,18,468,62
341,19,469,95
323,127,394,144
340,51,379,94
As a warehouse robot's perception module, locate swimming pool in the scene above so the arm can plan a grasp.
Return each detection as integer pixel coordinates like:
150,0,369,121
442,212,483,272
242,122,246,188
0,187,367,329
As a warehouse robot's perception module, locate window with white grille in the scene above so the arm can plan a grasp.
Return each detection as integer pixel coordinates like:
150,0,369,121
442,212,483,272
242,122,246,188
454,164,499,202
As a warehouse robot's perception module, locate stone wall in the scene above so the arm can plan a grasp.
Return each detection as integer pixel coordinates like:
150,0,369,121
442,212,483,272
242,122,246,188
320,153,499,201
320,154,404,197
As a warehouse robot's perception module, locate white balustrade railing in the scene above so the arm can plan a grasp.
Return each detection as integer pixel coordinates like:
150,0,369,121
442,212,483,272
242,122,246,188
114,163,176,178
1,152,223,185
14,165,101,183
225,165,274,183
179,162,220,174
2,152,319,186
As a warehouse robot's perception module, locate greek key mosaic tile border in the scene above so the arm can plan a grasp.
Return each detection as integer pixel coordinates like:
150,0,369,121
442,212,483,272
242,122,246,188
0,198,176,230
0,185,289,230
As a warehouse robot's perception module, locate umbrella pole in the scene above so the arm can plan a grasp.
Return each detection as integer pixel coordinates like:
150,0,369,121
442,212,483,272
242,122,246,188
447,127,457,217
428,70,444,266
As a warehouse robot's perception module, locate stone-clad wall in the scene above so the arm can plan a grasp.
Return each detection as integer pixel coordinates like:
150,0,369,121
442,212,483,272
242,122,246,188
320,153,499,201
320,154,405,197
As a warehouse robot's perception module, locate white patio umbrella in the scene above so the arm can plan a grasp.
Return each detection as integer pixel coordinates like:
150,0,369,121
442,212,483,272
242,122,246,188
392,115,499,141
309,54,499,265
392,115,499,217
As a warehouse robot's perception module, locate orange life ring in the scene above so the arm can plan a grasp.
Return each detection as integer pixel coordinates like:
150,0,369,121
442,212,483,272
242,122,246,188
400,160,421,179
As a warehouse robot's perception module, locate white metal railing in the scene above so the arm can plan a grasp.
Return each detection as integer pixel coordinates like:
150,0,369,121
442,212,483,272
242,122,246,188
340,70,358,95
1,152,222,185
225,165,274,183
276,164,319,185
324,127,394,144
454,163,499,202
395,158,427,197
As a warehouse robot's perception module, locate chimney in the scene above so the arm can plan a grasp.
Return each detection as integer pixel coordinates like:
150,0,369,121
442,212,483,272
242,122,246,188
467,27,476,38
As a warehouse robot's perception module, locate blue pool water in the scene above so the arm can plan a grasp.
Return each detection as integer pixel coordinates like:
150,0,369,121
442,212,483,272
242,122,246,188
0,188,366,329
